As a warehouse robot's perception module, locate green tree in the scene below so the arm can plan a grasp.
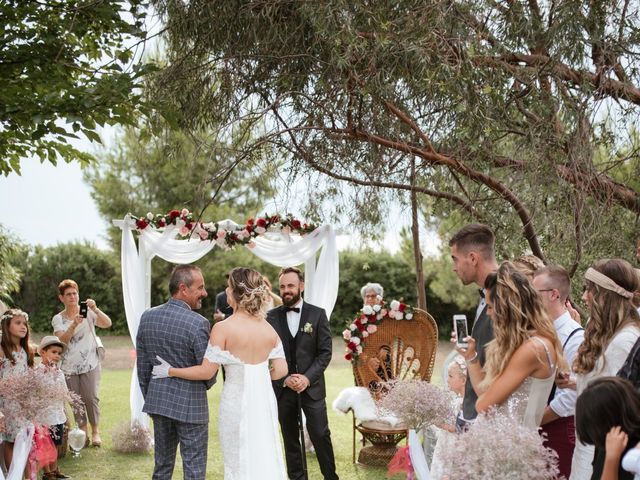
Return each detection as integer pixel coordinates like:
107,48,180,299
0,1,156,175
85,120,282,321
11,242,126,333
149,0,639,274
0,225,26,304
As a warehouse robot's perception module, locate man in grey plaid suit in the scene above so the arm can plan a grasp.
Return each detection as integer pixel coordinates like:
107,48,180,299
137,264,217,480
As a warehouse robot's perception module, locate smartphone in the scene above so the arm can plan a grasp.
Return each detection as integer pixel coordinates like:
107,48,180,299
79,301,88,318
453,314,469,347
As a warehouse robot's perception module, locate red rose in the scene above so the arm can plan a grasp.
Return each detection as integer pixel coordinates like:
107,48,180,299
270,215,280,223
368,314,377,322
347,341,357,350
185,222,193,231
135,219,148,230
247,217,254,226
169,210,181,219
157,219,166,227
345,353,353,361
355,321,365,332
398,303,407,312
245,224,253,233
291,219,302,230
230,233,238,241
256,218,267,228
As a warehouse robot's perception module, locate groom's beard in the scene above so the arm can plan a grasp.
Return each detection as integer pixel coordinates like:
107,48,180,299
282,290,301,307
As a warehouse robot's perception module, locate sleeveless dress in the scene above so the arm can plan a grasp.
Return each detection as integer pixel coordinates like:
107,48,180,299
205,342,287,480
0,348,30,442
496,336,556,429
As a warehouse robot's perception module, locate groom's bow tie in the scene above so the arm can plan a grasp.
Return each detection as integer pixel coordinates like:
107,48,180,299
284,306,300,313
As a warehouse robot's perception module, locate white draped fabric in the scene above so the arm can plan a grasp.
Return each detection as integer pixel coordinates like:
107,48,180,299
0,424,34,480
114,215,339,425
408,429,431,480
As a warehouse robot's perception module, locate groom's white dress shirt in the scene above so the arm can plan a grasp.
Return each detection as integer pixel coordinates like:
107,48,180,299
286,299,304,337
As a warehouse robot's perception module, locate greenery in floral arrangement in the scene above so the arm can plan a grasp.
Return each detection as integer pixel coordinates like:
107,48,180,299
110,420,153,454
130,210,317,249
377,380,453,431
342,300,414,361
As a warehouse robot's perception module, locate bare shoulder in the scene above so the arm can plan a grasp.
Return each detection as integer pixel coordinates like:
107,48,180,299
263,321,281,346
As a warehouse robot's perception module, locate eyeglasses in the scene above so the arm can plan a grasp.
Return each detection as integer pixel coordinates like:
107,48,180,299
535,289,554,293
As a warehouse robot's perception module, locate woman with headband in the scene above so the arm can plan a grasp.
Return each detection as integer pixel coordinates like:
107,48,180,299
569,258,640,480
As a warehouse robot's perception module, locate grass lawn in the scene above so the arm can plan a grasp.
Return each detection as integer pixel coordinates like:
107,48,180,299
54,339,450,479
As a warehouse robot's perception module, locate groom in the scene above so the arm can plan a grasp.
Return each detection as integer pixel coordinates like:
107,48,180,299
137,264,216,480
267,267,339,480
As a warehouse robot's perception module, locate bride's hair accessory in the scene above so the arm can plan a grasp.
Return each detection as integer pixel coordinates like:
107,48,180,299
237,281,267,296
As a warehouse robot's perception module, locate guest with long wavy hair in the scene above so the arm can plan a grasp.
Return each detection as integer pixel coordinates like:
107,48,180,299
569,258,640,480
458,261,565,429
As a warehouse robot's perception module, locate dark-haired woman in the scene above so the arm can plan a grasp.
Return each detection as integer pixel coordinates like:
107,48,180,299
575,377,640,480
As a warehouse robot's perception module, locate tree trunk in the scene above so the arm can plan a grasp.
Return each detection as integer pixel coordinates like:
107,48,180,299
411,159,427,310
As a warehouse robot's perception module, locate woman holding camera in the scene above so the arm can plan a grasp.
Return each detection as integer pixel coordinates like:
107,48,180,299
457,261,564,429
52,279,111,447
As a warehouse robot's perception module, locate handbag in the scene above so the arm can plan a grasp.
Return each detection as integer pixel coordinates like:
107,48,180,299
89,316,106,362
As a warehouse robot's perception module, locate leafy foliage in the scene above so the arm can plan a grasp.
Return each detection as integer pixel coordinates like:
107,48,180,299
9,242,126,333
150,0,640,272
0,1,156,174
0,225,26,304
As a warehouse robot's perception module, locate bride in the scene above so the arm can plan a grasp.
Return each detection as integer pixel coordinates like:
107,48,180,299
152,267,288,479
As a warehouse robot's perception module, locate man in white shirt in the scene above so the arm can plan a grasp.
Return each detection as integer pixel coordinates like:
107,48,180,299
533,265,584,479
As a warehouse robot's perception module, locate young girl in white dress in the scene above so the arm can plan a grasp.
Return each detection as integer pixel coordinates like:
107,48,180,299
430,356,467,479
152,267,289,480
0,308,35,471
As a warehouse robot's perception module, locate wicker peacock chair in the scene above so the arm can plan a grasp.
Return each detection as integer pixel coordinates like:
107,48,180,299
350,307,438,465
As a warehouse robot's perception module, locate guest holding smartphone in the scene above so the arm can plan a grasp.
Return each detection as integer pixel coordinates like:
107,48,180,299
52,279,111,447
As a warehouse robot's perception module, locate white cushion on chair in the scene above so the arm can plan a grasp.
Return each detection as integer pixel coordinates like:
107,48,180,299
332,386,403,427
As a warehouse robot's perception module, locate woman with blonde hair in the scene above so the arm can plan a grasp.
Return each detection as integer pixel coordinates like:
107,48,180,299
457,261,565,429
569,258,640,479
151,267,289,480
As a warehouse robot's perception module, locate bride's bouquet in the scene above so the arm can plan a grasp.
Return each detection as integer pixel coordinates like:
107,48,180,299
440,410,560,479
377,379,453,430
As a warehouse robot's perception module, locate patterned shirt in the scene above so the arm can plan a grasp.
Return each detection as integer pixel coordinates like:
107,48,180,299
52,309,99,375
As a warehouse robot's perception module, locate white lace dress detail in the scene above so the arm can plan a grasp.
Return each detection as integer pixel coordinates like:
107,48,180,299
205,342,287,480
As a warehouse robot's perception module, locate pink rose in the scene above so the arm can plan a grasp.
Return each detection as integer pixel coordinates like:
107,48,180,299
179,226,191,237
198,228,209,240
181,208,189,217
367,325,377,334
342,330,351,340
361,331,369,338
217,229,227,239
380,309,388,317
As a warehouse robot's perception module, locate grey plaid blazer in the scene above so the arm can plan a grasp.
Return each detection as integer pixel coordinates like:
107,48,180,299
136,298,216,424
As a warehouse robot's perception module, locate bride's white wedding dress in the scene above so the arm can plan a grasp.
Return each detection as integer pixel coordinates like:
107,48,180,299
205,342,287,480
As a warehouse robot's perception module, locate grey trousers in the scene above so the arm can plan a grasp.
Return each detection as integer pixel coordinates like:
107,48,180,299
151,414,208,480
66,365,101,426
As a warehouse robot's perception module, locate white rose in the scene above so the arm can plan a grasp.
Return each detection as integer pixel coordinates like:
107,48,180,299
373,304,381,312
390,300,400,311
352,336,361,345
146,212,154,221
362,305,374,315
255,226,266,234
405,313,413,320
376,314,383,320
361,331,369,338
350,323,357,331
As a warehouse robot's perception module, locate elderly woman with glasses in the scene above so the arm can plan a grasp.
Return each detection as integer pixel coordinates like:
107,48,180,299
360,282,384,307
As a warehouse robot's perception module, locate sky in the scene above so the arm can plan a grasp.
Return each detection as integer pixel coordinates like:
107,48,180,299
0,153,440,255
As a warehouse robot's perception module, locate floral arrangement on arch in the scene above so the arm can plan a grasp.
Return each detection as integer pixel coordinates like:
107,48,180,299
130,209,317,250
342,299,414,362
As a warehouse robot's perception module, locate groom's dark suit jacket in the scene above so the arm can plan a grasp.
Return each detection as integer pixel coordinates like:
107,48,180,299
267,301,333,401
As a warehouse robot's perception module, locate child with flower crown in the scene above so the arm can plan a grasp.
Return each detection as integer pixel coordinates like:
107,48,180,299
429,355,467,479
0,308,35,471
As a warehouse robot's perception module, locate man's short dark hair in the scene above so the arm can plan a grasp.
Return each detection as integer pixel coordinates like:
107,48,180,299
169,265,201,295
449,223,495,259
534,265,571,302
278,266,304,282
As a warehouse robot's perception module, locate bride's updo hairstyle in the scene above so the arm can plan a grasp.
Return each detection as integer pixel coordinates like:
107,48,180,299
228,267,270,317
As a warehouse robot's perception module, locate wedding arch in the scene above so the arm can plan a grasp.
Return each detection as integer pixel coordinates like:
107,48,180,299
113,211,339,426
